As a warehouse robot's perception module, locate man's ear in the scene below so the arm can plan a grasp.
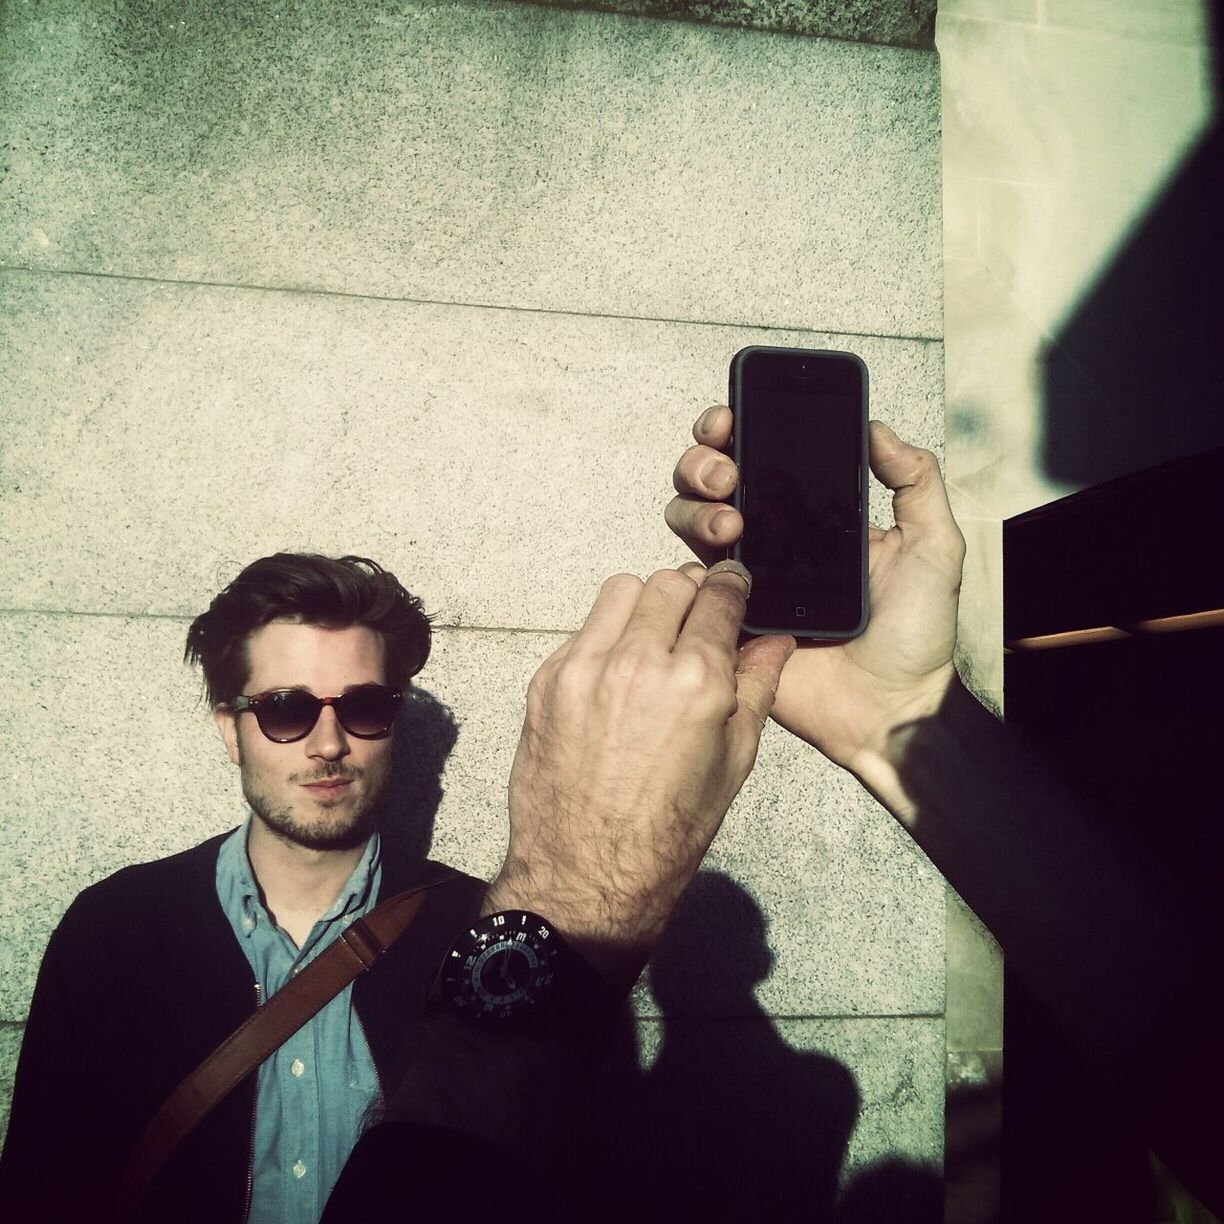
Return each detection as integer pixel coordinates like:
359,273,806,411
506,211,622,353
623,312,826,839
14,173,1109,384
214,706,241,766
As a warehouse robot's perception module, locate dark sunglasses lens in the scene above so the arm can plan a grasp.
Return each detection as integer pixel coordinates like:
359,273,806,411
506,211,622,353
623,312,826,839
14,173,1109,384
256,691,321,742
337,687,401,737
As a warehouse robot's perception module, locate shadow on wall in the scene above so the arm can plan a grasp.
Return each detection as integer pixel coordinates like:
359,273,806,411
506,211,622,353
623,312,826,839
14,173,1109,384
376,685,459,862
1041,6,1223,488
585,871,942,1223
377,700,942,1216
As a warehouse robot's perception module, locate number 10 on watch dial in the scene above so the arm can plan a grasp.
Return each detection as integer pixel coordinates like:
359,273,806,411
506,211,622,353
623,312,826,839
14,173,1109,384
441,911,561,1022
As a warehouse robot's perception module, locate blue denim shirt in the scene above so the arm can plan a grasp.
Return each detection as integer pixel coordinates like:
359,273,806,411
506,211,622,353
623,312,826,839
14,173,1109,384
215,819,383,1224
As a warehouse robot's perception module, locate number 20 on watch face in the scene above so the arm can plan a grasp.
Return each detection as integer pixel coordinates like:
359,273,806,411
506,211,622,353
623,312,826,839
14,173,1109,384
729,346,869,639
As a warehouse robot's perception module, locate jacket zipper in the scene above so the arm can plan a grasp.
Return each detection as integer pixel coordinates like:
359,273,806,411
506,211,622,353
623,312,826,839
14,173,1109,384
352,1000,384,1116
241,981,261,1224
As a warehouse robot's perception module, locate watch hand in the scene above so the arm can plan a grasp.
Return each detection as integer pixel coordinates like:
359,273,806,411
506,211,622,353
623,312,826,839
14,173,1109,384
502,950,521,992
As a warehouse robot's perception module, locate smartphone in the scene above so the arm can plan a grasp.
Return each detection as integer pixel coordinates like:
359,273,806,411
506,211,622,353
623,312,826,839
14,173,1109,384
728,346,869,638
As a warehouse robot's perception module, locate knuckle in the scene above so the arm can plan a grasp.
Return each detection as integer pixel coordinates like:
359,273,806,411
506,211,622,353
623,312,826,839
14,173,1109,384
545,654,603,716
677,647,727,690
526,665,552,700
915,526,967,577
913,447,942,481
524,673,550,721
607,643,661,685
675,652,736,716
673,651,712,691
601,572,644,596
928,520,967,562
650,568,700,595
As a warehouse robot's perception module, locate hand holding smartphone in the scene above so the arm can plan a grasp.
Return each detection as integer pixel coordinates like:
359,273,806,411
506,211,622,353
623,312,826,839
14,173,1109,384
729,346,869,639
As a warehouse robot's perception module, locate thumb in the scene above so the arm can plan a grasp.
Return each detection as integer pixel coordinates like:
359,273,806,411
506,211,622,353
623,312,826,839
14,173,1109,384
730,633,796,744
868,420,956,536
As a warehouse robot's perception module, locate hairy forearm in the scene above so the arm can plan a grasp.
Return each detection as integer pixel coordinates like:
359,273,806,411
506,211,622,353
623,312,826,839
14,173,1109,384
852,676,1213,1077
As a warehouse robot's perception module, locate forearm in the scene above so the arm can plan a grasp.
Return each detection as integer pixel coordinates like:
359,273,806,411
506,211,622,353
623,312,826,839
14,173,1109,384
852,676,1215,1077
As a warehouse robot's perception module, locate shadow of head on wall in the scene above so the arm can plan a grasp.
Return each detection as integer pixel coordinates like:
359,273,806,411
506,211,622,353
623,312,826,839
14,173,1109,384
585,870,941,1223
1042,6,1224,489
373,684,457,862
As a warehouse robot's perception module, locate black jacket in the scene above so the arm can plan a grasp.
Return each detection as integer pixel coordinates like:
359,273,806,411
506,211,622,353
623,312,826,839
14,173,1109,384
0,832,485,1224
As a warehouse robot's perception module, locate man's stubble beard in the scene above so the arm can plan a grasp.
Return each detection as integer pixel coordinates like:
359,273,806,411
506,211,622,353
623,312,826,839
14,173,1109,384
238,752,391,852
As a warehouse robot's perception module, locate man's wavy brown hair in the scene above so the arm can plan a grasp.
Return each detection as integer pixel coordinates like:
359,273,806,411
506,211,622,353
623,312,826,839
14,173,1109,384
184,553,433,707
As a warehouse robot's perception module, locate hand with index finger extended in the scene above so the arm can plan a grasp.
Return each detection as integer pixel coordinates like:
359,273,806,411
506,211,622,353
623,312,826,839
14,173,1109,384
484,562,793,990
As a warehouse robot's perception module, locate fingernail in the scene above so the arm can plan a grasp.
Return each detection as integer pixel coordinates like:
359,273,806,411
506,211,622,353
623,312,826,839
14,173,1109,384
700,458,732,493
700,406,721,436
709,509,732,537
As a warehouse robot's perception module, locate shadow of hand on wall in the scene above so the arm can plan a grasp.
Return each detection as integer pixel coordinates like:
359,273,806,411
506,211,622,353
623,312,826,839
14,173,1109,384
373,685,457,862
367,702,946,1219
586,871,941,1222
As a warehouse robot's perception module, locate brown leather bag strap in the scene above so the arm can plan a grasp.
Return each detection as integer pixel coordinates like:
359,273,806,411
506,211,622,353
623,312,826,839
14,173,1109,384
112,865,459,1222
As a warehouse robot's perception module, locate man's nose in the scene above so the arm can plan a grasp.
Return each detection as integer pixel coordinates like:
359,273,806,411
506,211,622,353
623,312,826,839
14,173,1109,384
304,705,350,759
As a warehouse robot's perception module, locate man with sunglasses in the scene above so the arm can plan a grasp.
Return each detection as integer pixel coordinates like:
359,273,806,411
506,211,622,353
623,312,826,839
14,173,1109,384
0,554,491,1223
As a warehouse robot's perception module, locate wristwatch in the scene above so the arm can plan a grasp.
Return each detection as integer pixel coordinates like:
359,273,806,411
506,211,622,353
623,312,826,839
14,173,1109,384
433,910,619,1029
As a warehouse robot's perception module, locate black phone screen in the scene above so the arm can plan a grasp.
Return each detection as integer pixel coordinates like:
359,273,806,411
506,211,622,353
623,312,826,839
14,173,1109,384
731,347,867,637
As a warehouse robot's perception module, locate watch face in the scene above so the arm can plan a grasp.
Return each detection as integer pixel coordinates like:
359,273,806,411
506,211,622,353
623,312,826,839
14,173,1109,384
440,912,561,1023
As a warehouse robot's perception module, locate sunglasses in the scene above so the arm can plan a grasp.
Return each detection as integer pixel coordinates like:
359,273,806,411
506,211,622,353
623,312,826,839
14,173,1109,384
231,685,404,744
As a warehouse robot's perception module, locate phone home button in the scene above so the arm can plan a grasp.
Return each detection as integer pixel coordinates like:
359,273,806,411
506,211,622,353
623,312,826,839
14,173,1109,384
795,607,807,617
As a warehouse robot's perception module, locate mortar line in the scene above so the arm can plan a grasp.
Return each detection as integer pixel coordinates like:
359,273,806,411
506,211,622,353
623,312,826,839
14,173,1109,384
0,606,574,635
437,623,573,636
0,265,944,346
635,1011,945,1022
0,607,191,623
2,1011,943,1025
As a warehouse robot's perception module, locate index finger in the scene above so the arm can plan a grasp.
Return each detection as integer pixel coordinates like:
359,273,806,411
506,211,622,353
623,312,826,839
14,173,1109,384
676,566,750,659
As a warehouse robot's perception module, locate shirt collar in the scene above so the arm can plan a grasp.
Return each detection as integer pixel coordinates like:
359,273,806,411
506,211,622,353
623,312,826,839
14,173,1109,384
219,814,382,941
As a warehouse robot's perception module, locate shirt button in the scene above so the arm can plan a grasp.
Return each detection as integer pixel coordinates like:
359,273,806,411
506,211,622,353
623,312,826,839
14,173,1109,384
242,914,254,931
292,1160,307,1179
291,1059,305,1078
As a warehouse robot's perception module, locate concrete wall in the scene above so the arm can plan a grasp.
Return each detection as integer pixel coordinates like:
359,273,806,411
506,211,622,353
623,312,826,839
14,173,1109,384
0,0,946,1198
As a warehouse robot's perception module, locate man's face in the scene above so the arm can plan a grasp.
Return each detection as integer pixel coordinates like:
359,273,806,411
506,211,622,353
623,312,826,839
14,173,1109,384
214,620,395,851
